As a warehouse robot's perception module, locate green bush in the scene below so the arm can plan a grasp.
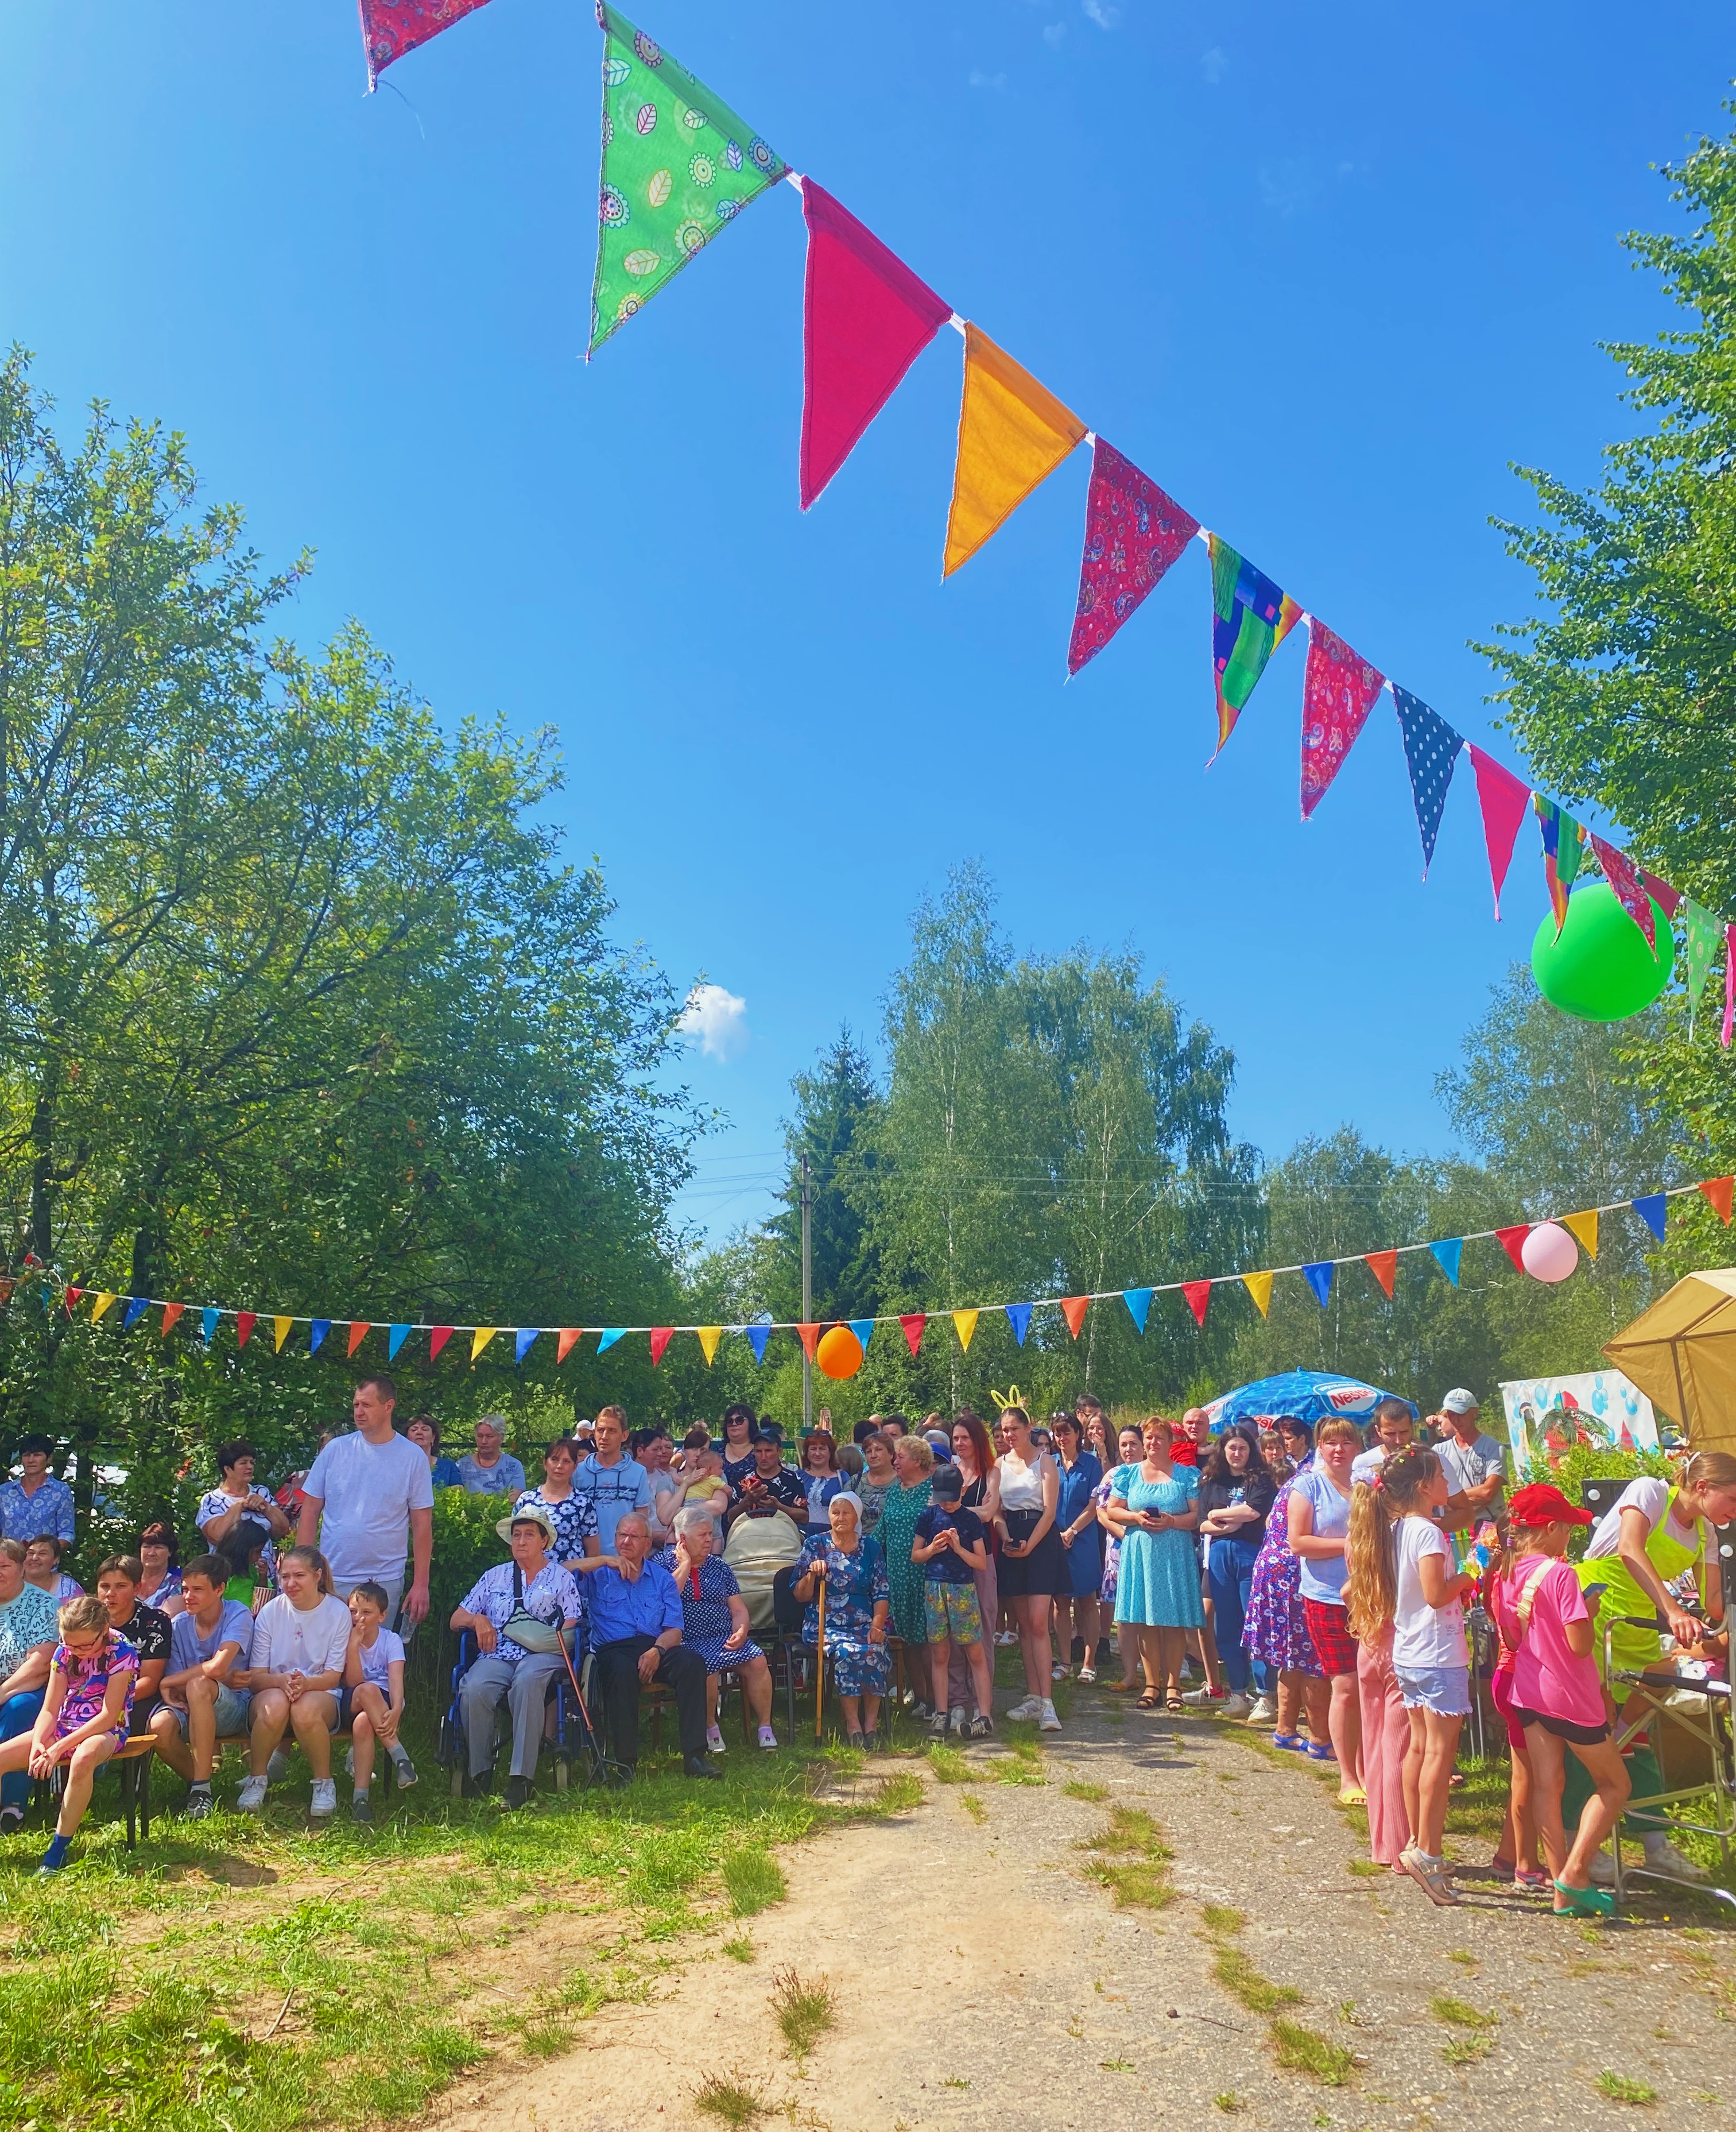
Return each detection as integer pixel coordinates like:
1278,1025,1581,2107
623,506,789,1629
428,1485,517,1625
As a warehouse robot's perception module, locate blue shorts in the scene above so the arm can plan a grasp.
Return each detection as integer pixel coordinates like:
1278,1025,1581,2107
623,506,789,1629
170,1684,252,1738
1394,1664,1470,1717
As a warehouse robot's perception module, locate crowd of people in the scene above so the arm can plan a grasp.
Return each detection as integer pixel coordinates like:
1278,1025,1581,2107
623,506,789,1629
0,1377,1729,1909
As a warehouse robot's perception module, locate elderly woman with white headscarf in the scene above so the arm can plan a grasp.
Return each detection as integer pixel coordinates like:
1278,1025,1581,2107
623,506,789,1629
665,1505,777,1752
793,1491,891,1750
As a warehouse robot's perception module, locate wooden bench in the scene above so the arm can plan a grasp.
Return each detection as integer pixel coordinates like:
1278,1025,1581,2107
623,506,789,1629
34,1733,156,1849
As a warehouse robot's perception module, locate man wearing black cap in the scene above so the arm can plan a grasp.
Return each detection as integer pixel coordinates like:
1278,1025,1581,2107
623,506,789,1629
723,1425,808,1534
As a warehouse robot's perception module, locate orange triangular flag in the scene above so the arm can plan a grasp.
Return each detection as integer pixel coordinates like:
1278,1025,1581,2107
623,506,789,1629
1700,1175,1734,1225
696,1325,723,1365
1365,1250,1398,1298
1242,1271,1273,1318
900,1313,926,1356
347,1321,371,1357
1561,1210,1600,1258
1059,1295,1089,1339
952,1307,979,1352
649,1327,675,1367
556,1328,583,1363
943,323,1087,577
1181,1280,1211,1328
797,1322,822,1361
273,1315,294,1353
160,1302,184,1338
429,1326,454,1360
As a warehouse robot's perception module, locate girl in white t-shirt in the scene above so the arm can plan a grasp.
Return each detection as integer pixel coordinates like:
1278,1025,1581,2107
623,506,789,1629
1346,1448,1478,1906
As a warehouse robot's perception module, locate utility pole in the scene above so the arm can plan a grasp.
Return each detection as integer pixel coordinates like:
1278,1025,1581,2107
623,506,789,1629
801,1151,813,1433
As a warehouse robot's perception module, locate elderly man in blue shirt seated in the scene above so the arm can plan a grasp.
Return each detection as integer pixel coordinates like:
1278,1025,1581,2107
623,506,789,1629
580,1510,717,1785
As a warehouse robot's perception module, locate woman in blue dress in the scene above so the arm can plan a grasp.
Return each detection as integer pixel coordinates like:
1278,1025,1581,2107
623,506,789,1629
1109,1418,1203,1712
793,1492,890,1749
664,1507,777,1752
1051,1413,1104,1682
1095,1424,1146,1691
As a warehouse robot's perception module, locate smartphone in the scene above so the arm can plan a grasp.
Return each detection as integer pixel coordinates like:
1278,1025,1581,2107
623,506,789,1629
1583,1582,1609,1600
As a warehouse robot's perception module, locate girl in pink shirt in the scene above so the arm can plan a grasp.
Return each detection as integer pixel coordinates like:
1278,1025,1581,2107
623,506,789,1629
1494,1483,1632,1916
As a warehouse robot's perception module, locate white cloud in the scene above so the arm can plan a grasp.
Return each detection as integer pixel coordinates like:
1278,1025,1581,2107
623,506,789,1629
1043,21,1066,45
1201,46,1226,83
969,68,1008,89
676,982,749,1062
1082,0,1120,27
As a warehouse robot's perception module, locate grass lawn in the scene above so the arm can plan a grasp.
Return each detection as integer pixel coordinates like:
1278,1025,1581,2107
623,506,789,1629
0,1707,923,2132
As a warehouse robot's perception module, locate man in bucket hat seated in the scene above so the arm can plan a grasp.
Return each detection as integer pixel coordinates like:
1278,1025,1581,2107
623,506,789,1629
448,1506,581,1808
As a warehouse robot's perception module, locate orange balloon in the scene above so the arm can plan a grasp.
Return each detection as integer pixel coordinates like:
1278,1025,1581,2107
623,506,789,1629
815,1325,864,1380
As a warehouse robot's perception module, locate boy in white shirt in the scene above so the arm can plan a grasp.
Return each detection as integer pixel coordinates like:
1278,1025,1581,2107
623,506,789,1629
341,1581,415,1822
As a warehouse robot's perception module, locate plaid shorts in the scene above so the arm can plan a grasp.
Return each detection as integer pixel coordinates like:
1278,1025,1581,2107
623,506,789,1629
1301,1597,1358,1678
925,1582,983,1645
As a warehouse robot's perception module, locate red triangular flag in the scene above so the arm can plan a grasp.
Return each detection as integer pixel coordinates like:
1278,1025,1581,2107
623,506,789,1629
799,180,950,511
1300,620,1384,819
1494,1225,1530,1271
1059,1295,1089,1339
235,1311,257,1349
556,1328,583,1363
649,1326,675,1368
899,1313,926,1356
357,0,492,92
1590,835,1657,949
1364,1250,1398,1298
1181,1280,1211,1328
64,1286,83,1313
1067,439,1200,675
1468,747,1531,919
1641,870,1683,920
429,1326,454,1360
347,1321,371,1358
160,1302,185,1338
1700,1175,1734,1224
797,1322,822,1361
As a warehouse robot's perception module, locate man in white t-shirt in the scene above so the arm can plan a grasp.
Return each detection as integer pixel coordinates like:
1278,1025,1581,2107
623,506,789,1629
1432,1389,1506,1531
297,1376,434,1628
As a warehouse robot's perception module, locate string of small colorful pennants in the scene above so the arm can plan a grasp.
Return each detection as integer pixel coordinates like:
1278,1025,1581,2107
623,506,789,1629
24,1173,1734,1370
350,3,1736,1039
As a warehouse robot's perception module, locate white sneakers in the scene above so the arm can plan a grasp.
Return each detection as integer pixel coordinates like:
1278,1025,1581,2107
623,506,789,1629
1180,1686,1226,1708
1218,1693,1251,1718
756,1725,777,1750
237,1775,268,1812
949,1706,967,1736
1245,1695,1277,1727
310,1779,338,1820
1037,1701,1061,1732
1642,1836,1711,1883
1005,1695,1043,1722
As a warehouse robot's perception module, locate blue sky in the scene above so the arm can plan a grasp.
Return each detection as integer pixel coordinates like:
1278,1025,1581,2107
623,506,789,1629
4,3,1729,1249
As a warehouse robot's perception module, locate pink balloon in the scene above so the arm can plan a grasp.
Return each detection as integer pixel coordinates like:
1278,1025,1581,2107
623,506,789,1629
1521,1221,1579,1283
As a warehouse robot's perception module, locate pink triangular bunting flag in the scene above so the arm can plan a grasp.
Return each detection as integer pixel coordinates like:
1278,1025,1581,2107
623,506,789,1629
799,180,951,511
1468,747,1531,918
1300,620,1384,819
1590,835,1657,949
1641,870,1683,920
1067,439,1200,676
358,1,493,91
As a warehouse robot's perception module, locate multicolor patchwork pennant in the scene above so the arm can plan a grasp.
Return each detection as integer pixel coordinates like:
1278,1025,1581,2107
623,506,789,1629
1534,796,1586,938
1208,536,1301,754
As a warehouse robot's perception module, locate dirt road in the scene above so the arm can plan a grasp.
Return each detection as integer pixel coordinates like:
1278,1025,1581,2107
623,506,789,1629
431,1686,1735,2131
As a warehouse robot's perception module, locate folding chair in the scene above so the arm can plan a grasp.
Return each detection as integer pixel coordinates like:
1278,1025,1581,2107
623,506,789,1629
1603,1609,1736,1907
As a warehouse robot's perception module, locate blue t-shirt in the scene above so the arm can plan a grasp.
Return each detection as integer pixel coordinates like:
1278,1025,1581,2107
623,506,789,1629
169,1599,257,1676
913,1506,987,1585
1293,1464,1353,1604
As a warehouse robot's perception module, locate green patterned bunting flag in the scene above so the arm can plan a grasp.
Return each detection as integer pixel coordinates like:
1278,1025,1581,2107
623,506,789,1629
590,3,786,355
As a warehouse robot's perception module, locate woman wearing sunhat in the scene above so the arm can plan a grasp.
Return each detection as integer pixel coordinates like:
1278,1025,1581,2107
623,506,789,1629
448,1506,582,1807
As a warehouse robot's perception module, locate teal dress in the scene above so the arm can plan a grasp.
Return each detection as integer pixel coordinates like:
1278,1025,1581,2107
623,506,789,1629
1113,1465,1204,1628
876,1478,933,1646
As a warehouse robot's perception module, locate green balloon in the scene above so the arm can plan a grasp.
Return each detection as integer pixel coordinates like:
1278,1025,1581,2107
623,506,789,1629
1531,880,1675,1021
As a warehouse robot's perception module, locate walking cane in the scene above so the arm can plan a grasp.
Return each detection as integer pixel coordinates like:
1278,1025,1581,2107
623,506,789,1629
814,1573,826,1741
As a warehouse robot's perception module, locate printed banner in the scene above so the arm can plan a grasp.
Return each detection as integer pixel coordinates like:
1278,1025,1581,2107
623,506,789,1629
1500,1369,1658,1480
1067,439,1199,676
591,3,785,355
1534,795,1584,938
1299,620,1383,819
1392,687,1463,876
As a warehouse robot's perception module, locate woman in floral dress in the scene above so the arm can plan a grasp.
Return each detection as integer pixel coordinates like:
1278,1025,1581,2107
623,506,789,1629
1242,1417,1328,1745
875,1435,935,1713
794,1493,890,1747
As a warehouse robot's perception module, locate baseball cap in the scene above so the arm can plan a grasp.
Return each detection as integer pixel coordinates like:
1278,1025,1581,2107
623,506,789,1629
1506,1482,1594,1529
929,1462,963,1501
1441,1388,1479,1415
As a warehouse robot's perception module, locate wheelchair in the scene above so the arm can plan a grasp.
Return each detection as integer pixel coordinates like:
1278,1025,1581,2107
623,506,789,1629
437,1628,591,1797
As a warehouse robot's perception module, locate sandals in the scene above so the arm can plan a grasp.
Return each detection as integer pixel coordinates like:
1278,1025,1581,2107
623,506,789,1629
1513,1865,1552,1893
1398,1849,1460,1907
1165,1693,1184,1715
1304,1742,1336,1763
1338,1785,1367,1807
1272,1733,1309,1754
1137,1689,1161,1711
1552,1878,1615,1917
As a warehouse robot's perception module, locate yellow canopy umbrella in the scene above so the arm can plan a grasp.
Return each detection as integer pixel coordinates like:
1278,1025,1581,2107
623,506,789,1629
1603,1267,1736,1453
